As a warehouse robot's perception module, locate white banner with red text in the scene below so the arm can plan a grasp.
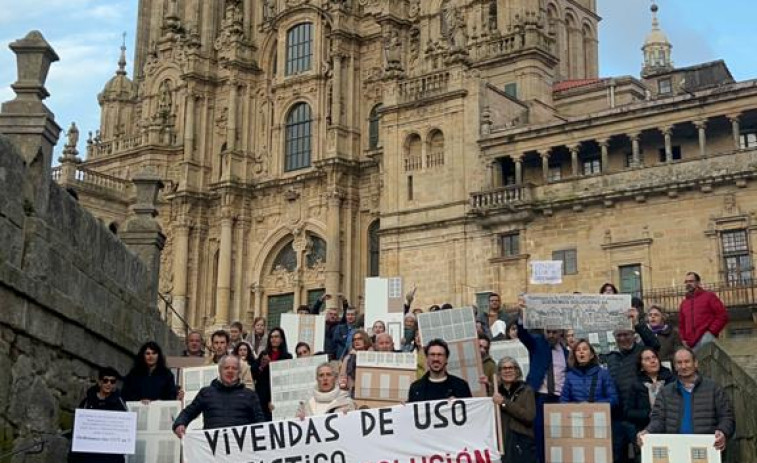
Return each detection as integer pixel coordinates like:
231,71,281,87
184,398,500,463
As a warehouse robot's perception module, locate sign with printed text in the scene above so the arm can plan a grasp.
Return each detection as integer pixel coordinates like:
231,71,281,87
280,313,326,353
270,354,328,421
184,398,500,463
530,261,563,285
524,294,632,331
72,409,137,455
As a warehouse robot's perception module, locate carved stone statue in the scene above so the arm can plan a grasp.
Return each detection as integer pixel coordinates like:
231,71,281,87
383,29,402,72
66,122,79,148
263,0,276,19
158,80,172,114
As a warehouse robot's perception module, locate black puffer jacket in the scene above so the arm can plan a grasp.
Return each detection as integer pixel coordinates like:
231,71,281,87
624,367,675,431
121,368,177,402
646,375,735,437
68,386,128,463
173,379,266,430
601,322,660,411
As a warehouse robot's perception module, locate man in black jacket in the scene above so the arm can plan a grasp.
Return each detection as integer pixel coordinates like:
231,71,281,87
408,339,472,402
173,355,266,436
639,347,735,451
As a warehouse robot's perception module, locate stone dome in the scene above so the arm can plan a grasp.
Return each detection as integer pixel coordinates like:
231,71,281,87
98,44,137,104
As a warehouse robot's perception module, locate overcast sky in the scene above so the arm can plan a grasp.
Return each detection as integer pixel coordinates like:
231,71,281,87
1,0,755,158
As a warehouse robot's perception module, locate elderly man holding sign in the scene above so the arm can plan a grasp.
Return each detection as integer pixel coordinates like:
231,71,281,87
173,355,265,437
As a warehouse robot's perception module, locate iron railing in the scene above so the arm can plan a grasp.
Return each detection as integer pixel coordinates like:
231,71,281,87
643,279,757,314
158,292,191,338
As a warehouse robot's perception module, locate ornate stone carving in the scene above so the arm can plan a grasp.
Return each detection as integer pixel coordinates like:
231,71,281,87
383,29,403,76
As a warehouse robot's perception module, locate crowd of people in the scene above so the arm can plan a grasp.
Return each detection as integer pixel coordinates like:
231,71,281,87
69,272,734,463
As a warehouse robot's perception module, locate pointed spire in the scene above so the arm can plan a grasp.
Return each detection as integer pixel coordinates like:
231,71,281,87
117,32,127,76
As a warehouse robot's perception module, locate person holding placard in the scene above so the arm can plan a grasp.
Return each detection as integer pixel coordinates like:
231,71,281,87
253,327,293,421
173,355,265,437
492,357,536,463
298,362,355,417
638,347,735,452
69,367,128,463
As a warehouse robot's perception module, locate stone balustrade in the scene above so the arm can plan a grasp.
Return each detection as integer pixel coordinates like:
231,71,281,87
472,28,555,62
398,71,451,103
470,183,532,210
52,164,130,194
86,133,145,158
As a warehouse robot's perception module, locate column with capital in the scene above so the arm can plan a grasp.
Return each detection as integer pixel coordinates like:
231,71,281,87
227,81,238,151
324,191,342,310
597,139,609,173
513,154,523,185
694,120,707,158
660,126,673,162
171,218,191,332
539,149,551,182
569,143,581,177
628,132,641,167
216,206,234,326
728,114,741,150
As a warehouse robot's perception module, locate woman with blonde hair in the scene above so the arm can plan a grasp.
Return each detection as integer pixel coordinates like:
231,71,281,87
298,362,355,417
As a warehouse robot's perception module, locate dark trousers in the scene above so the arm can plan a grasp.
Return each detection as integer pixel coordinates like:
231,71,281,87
612,420,637,463
535,392,560,463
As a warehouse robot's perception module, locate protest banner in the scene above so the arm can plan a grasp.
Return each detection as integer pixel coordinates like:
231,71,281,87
280,313,326,353
270,354,328,420
417,308,486,397
544,403,612,463
72,409,137,455
523,294,632,331
184,398,500,463
354,351,417,406
530,261,563,285
126,401,181,463
640,434,720,463
182,365,219,430
489,340,530,379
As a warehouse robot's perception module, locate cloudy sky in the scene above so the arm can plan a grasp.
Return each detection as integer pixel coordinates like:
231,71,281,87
1,0,755,158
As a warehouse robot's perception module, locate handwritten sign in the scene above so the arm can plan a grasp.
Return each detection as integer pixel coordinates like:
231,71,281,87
72,409,137,455
524,294,632,331
530,261,563,285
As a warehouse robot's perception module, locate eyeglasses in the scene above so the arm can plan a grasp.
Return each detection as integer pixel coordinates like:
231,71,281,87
500,366,517,371
101,378,117,384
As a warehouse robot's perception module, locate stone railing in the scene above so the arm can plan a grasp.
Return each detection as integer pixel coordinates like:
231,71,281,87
52,165,130,194
87,133,145,158
470,183,532,209
472,27,555,62
398,71,451,103
698,339,757,463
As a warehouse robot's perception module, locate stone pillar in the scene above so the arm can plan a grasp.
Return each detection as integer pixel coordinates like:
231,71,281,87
628,132,641,167
597,139,609,173
0,31,62,217
183,92,195,162
171,218,191,332
513,154,523,185
728,114,741,150
487,161,495,188
569,143,581,176
215,204,234,325
331,54,342,126
324,191,342,310
539,149,551,182
227,81,238,151
120,168,167,312
661,126,673,162
694,120,707,158
252,284,263,318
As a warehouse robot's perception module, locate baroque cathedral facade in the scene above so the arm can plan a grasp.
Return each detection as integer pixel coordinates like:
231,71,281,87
56,0,757,333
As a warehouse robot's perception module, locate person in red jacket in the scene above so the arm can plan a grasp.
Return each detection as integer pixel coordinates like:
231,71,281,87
678,272,728,350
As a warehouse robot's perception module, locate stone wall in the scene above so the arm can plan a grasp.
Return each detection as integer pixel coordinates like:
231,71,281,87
0,32,180,462
698,339,757,463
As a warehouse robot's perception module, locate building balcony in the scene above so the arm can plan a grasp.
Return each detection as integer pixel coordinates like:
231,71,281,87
645,279,757,324
52,164,131,198
470,183,533,211
398,70,452,104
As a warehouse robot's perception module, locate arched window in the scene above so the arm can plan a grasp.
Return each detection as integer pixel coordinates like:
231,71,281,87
368,221,380,277
286,23,313,76
369,104,382,150
306,234,327,268
427,130,444,167
285,103,312,171
404,133,422,171
272,241,297,272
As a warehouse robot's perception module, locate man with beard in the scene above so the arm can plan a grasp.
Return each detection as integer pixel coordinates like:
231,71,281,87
408,339,472,402
638,347,734,452
173,355,266,436
679,272,728,351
